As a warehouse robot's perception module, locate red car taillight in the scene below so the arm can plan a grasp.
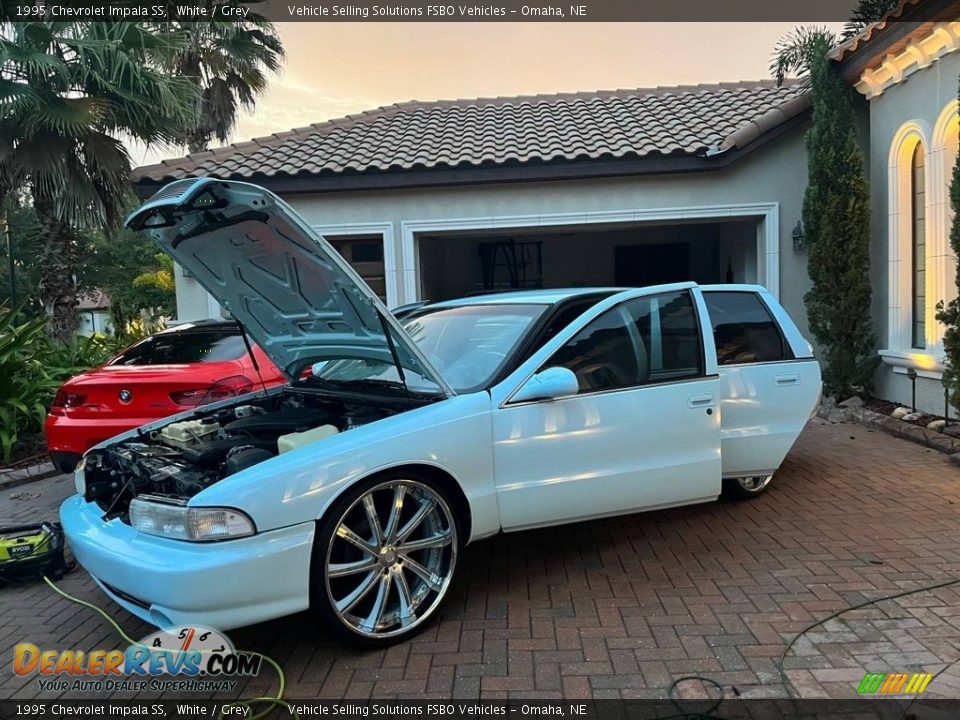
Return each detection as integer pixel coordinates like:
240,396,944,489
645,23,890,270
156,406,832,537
50,389,87,414
169,375,254,407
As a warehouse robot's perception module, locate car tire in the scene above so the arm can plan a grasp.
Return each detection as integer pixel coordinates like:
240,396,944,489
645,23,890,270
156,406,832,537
311,472,460,647
722,475,774,500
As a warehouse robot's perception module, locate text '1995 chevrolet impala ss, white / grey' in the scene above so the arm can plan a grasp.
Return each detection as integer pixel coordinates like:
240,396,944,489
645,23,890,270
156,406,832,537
60,178,822,646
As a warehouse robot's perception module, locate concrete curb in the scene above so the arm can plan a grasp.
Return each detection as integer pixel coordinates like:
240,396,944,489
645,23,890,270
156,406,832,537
0,461,59,491
826,404,960,466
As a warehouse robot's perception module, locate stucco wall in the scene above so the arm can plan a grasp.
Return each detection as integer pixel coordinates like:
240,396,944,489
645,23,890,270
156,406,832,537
868,49,960,414
176,125,812,341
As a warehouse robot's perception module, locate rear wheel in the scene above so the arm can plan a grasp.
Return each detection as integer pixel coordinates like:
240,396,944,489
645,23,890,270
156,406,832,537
722,474,773,500
312,474,459,646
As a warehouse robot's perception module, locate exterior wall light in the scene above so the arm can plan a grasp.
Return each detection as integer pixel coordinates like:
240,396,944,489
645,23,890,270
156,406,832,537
792,220,805,251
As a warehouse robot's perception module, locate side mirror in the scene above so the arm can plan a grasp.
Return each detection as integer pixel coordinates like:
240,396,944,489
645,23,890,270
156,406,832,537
512,366,579,403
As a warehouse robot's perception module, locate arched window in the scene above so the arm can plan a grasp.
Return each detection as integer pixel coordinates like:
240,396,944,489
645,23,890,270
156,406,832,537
911,144,926,349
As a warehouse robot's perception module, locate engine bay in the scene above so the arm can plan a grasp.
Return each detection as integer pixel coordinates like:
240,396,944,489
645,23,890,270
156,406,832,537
81,388,405,522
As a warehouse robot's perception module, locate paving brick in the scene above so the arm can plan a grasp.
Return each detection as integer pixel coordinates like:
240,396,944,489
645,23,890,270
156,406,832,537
6,420,960,701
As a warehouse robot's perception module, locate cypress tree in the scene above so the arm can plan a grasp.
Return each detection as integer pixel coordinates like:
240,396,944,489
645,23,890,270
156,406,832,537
935,78,960,413
802,42,878,399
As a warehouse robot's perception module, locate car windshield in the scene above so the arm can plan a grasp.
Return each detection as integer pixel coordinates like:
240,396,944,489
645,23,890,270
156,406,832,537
108,329,246,366
309,304,547,393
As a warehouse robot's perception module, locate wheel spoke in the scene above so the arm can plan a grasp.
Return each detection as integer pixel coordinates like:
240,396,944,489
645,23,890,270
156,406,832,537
362,494,384,546
399,530,452,554
403,554,443,592
329,557,378,578
360,573,392,631
336,523,378,556
396,496,436,543
335,571,379,613
394,569,415,627
384,484,407,542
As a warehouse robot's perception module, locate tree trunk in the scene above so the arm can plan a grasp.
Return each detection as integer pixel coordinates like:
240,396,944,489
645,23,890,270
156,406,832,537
34,192,78,344
187,132,209,155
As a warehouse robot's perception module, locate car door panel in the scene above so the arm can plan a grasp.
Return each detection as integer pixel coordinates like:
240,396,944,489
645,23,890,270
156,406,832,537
717,359,821,477
494,378,720,530
491,284,722,531
700,286,822,479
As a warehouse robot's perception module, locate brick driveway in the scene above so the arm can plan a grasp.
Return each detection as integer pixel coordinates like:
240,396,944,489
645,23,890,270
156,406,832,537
3,418,960,702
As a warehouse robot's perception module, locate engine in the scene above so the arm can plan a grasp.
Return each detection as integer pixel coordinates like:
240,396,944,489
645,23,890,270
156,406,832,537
82,389,398,521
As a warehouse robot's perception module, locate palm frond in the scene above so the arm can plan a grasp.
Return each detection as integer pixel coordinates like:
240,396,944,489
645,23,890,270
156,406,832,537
770,25,837,85
842,0,901,41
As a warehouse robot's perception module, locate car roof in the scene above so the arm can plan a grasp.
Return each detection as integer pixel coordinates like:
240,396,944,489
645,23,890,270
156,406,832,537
424,288,621,309
159,319,239,334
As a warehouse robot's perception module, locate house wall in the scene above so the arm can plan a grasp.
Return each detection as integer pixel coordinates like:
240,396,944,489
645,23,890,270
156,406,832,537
868,49,960,414
175,126,813,338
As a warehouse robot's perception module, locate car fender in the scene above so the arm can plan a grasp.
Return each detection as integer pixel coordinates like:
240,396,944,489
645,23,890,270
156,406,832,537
190,391,498,542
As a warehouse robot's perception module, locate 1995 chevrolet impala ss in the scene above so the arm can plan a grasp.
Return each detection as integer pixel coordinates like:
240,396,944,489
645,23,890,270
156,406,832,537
61,178,821,645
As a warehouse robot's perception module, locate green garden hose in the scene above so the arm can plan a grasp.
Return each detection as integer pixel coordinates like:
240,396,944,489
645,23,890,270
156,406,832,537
42,576,299,720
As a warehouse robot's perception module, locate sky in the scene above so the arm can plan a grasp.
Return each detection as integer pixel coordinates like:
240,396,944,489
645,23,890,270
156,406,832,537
133,21,844,167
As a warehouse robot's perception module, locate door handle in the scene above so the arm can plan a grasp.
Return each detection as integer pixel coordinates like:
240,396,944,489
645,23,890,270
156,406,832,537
774,374,800,386
687,393,716,409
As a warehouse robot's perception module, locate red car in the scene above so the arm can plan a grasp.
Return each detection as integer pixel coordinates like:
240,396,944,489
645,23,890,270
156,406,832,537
45,321,286,472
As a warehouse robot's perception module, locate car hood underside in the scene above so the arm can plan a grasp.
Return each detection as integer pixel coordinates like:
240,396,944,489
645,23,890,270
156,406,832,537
125,178,450,393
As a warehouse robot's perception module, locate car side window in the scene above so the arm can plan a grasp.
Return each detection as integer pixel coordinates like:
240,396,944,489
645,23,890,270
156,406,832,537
702,291,790,365
547,290,703,393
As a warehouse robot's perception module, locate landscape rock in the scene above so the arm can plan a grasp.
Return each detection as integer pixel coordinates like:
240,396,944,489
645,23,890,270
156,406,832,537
902,412,923,422
928,419,948,432
839,396,865,408
891,407,912,419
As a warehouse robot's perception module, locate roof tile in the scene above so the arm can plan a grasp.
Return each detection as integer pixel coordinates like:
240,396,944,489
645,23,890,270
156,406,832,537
134,80,808,183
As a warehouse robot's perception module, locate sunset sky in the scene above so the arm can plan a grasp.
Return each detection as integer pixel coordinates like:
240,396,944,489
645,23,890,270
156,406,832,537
134,21,843,166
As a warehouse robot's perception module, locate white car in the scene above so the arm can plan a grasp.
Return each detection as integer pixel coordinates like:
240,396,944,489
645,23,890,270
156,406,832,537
61,179,821,646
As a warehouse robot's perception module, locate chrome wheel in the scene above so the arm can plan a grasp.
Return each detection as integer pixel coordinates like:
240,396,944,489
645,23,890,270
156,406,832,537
324,479,457,639
736,475,773,493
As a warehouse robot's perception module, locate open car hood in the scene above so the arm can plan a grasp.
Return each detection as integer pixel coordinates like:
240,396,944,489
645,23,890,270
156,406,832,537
126,178,452,395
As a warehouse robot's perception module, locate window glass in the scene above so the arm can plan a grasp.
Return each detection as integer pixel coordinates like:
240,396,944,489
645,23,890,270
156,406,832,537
109,329,246,365
548,291,702,393
312,304,547,393
912,144,926,349
703,291,787,365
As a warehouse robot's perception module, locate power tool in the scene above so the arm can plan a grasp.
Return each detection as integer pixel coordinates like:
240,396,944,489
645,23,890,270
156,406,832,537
0,522,71,582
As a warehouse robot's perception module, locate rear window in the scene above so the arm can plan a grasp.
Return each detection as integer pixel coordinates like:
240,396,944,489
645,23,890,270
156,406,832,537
108,330,246,366
703,292,789,365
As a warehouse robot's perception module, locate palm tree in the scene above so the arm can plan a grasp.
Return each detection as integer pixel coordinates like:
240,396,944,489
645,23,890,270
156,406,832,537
0,22,198,342
770,25,837,86
168,2,285,154
770,0,899,85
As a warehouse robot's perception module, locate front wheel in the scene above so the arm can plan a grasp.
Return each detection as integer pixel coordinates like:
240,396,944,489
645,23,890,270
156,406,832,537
312,475,459,646
722,474,774,500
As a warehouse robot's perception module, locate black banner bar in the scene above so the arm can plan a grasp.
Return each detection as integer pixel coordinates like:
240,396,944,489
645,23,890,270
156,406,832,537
3,699,960,720
0,0,872,23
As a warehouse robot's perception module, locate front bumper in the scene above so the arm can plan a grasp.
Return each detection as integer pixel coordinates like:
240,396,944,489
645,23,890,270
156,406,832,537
59,495,315,631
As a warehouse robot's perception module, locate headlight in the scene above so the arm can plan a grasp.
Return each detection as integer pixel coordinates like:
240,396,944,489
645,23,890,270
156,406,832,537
74,457,87,497
129,497,255,542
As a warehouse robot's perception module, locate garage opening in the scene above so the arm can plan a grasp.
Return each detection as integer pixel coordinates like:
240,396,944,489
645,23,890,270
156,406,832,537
416,219,760,302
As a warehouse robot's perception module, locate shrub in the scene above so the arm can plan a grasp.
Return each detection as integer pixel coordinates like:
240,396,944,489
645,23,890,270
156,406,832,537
0,306,116,463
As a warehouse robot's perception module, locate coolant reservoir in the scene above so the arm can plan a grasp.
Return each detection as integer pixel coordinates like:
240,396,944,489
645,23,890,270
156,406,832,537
159,419,219,448
277,424,339,454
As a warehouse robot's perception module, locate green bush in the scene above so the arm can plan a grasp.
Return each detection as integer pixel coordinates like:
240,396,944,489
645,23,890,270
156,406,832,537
0,306,116,463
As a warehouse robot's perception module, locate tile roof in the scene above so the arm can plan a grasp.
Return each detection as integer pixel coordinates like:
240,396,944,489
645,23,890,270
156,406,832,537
132,79,809,186
829,0,924,63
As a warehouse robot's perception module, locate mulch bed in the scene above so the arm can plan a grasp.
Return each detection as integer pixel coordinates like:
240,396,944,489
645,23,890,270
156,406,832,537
864,397,947,429
0,433,48,471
